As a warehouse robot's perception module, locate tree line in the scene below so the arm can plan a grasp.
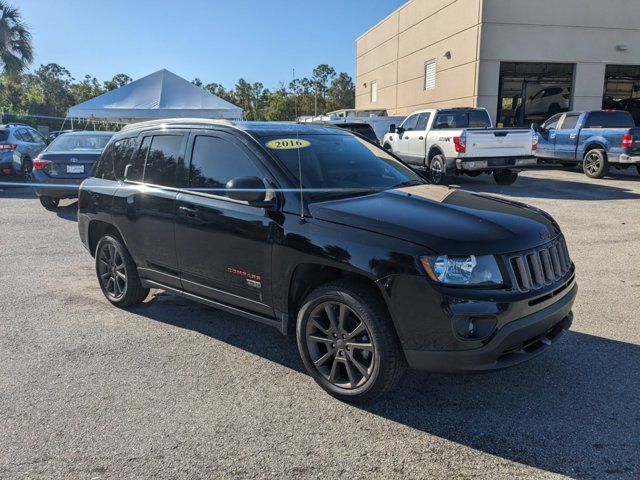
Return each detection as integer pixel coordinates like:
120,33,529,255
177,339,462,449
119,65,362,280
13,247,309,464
191,64,355,121
0,62,354,124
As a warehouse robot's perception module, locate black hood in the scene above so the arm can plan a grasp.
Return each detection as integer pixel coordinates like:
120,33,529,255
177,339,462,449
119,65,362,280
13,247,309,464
308,185,561,255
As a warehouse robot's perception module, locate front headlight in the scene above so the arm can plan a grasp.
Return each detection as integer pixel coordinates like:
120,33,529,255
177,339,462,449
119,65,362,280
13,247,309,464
420,255,503,286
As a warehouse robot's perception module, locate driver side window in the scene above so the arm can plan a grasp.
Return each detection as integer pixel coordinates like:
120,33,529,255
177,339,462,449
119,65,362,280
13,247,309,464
400,114,419,131
543,114,562,130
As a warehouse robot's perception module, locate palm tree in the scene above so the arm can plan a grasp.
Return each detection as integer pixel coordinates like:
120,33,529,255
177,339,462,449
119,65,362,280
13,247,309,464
0,1,33,74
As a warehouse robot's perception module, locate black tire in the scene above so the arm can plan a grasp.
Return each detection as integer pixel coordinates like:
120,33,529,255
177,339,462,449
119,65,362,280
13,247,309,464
296,280,406,403
95,234,149,307
493,170,519,185
22,157,32,182
429,154,447,185
583,149,609,179
39,196,60,210
548,103,561,116
636,165,640,176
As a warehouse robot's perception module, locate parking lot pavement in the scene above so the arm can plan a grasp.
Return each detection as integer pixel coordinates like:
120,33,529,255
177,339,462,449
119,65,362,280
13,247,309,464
1,168,639,479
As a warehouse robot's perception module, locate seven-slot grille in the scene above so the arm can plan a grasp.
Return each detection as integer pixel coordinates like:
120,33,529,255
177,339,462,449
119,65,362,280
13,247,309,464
505,236,572,292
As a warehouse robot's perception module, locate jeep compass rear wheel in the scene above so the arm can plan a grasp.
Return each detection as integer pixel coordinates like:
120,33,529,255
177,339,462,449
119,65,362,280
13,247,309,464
296,281,405,402
95,235,149,307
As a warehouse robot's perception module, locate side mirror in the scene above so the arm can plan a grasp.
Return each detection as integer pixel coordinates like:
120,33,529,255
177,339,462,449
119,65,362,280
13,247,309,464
396,127,405,137
226,176,273,206
531,122,540,132
389,124,396,133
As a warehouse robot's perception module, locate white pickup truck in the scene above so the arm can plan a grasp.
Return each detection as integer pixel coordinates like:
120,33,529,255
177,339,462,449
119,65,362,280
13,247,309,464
381,107,537,185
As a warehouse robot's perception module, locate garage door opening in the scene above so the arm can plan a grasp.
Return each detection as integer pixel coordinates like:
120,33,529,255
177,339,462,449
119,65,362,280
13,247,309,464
603,64,640,125
497,62,574,127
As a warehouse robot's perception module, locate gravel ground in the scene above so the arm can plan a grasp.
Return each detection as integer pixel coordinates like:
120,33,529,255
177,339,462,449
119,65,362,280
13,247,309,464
0,167,639,479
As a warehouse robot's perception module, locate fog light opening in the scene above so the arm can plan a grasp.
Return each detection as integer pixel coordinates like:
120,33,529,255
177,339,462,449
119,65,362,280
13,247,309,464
454,315,497,340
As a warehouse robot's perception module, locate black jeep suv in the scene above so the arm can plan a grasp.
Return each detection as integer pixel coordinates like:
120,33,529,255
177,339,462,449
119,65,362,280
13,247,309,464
79,119,577,402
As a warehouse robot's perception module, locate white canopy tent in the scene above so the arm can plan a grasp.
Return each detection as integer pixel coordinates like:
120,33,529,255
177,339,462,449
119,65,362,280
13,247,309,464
67,69,243,122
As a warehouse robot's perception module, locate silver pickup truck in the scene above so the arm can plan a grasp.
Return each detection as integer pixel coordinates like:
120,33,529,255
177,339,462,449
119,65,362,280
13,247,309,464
382,107,537,185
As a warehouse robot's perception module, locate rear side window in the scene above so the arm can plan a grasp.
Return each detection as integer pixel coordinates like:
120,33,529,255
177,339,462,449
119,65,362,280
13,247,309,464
18,128,35,142
584,111,635,128
0,130,8,141
143,135,185,186
190,136,261,190
415,112,431,131
559,114,580,130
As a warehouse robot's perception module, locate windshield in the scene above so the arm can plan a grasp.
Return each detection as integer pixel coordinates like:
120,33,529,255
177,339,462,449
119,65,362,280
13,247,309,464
48,134,113,152
262,133,423,200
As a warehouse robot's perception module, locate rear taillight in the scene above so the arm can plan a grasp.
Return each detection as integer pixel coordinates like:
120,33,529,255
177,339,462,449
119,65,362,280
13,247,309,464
0,143,17,152
532,133,539,151
33,156,51,170
622,133,634,148
453,134,466,153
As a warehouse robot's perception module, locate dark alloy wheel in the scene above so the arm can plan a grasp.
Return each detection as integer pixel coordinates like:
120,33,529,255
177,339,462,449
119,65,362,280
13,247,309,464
95,235,149,307
583,149,608,179
305,301,375,389
22,158,32,182
39,196,60,210
429,155,447,185
296,281,405,402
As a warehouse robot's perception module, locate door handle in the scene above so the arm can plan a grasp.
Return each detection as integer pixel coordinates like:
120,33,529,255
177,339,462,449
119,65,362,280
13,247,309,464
569,133,576,139
178,205,199,216
419,136,424,140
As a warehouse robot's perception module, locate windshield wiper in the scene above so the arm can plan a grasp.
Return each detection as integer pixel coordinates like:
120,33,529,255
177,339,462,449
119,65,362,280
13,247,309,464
309,188,383,201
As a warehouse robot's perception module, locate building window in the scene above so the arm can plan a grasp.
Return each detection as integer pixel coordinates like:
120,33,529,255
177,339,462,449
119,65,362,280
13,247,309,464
424,60,436,90
603,65,640,125
370,80,377,103
497,62,574,127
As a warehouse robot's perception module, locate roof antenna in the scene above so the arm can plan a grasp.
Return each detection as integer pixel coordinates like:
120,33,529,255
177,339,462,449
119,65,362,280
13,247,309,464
293,68,306,223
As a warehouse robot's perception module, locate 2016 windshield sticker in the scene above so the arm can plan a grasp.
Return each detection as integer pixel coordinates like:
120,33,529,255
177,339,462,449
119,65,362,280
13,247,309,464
265,138,310,150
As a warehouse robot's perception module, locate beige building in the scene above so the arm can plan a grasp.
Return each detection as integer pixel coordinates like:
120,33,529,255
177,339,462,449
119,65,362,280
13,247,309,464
356,0,640,126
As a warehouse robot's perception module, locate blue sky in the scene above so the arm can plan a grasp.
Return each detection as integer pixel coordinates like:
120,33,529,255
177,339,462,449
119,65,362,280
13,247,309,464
19,0,406,88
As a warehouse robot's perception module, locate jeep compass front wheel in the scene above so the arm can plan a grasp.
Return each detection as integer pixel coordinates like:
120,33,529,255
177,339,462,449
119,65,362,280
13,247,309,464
95,235,149,307
296,281,405,402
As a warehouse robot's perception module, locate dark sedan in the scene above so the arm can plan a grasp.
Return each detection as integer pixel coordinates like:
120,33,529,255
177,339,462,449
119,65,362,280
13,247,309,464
32,131,115,209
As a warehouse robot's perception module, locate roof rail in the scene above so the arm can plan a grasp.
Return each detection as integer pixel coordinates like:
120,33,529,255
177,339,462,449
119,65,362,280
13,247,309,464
121,118,236,131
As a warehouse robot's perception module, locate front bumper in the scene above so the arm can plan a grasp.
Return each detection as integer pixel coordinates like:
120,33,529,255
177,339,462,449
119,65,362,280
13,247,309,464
455,156,537,172
617,154,640,165
403,281,577,372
